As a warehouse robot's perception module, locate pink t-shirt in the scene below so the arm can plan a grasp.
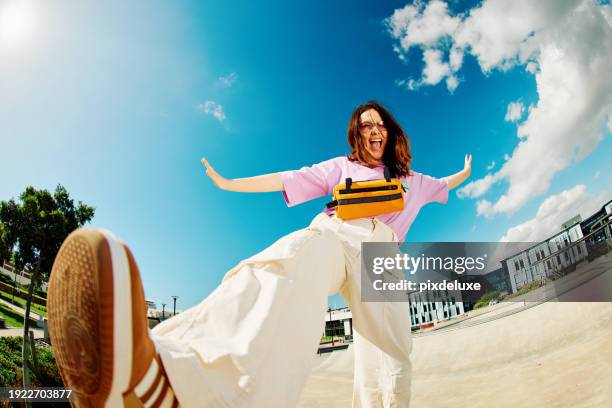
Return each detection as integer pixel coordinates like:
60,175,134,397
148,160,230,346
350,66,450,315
279,156,448,242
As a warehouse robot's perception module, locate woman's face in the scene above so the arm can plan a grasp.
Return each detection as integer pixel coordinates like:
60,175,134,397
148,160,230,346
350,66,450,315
359,108,388,162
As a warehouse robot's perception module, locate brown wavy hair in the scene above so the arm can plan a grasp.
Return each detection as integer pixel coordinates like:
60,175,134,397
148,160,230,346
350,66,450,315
347,101,412,178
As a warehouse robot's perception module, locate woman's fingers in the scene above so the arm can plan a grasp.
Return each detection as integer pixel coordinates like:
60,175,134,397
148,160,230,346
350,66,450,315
201,158,218,177
464,154,472,172
201,157,212,170
201,157,225,188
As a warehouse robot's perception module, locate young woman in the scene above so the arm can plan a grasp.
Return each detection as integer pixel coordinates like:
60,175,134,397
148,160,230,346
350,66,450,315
48,101,471,408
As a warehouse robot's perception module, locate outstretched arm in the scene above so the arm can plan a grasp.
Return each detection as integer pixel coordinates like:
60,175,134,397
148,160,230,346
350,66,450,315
444,154,472,190
201,158,284,193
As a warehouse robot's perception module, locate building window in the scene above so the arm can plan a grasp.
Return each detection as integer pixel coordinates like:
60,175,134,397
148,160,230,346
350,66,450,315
519,259,525,269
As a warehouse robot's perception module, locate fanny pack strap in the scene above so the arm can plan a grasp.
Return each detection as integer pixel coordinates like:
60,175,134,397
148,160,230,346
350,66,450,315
383,166,391,182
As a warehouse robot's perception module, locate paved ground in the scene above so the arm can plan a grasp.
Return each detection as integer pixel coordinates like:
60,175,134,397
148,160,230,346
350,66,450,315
297,255,612,407
0,327,44,338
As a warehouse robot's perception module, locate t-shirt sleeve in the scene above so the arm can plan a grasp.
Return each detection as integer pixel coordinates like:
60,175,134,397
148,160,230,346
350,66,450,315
415,172,449,205
279,157,343,207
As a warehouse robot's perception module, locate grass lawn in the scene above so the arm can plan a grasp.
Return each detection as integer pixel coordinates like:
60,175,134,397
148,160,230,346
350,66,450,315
0,285,47,302
0,272,48,299
320,336,343,344
0,290,47,317
0,303,38,328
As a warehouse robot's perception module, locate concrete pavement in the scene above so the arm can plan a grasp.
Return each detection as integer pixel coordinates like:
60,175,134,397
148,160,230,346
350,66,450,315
297,257,612,407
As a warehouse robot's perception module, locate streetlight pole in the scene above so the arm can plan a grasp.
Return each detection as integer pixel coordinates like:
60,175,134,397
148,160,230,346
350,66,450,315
328,307,334,346
161,303,166,320
171,296,178,316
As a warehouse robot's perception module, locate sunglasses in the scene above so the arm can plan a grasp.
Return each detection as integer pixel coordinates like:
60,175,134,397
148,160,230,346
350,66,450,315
359,121,387,133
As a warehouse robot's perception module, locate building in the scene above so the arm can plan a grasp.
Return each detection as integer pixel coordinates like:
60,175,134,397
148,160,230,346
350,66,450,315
408,289,465,329
562,215,582,230
503,200,611,293
324,307,353,340
504,222,587,293
324,290,467,337
580,200,612,245
482,267,512,295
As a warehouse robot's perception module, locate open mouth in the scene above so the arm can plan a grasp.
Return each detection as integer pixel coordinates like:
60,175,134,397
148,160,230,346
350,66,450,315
369,138,383,150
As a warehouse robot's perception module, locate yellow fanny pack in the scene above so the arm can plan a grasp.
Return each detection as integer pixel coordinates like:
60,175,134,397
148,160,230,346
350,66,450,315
326,167,405,220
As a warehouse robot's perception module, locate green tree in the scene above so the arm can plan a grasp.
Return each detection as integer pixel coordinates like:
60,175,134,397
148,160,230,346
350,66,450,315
0,185,95,284
473,290,500,309
0,223,11,266
0,185,94,393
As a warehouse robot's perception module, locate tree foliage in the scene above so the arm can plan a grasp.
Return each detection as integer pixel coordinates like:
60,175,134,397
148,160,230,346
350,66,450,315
0,336,64,387
0,185,95,284
0,223,10,266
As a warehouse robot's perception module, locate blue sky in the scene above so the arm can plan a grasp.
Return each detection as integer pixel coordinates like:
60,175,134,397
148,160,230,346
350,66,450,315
1,0,610,310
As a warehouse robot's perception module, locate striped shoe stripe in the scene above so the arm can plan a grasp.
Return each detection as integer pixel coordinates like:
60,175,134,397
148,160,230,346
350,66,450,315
142,373,165,406
133,356,180,408
157,386,177,408
134,357,160,397
139,362,164,403
148,376,169,408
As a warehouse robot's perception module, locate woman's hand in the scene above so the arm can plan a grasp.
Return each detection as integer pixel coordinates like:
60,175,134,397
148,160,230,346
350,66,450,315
444,153,473,190
464,153,472,176
201,158,228,190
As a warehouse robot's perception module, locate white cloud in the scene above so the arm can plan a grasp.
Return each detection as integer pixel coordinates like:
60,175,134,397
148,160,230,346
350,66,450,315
486,160,496,171
218,72,237,88
392,44,406,62
593,170,601,180
499,184,608,241
476,199,494,217
449,46,464,71
389,0,612,217
601,3,612,26
525,61,538,74
504,101,525,122
395,78,420,91
408,48,459,92
422,48,450,85
388,0,460,50
457,171,503,199
446,75,459,92
200,100,226,122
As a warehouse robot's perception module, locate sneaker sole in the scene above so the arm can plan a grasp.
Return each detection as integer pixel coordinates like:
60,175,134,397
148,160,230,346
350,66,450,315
48,229,133,407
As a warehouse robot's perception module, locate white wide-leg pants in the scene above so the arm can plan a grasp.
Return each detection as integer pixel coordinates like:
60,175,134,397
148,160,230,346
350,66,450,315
151,213,412,408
